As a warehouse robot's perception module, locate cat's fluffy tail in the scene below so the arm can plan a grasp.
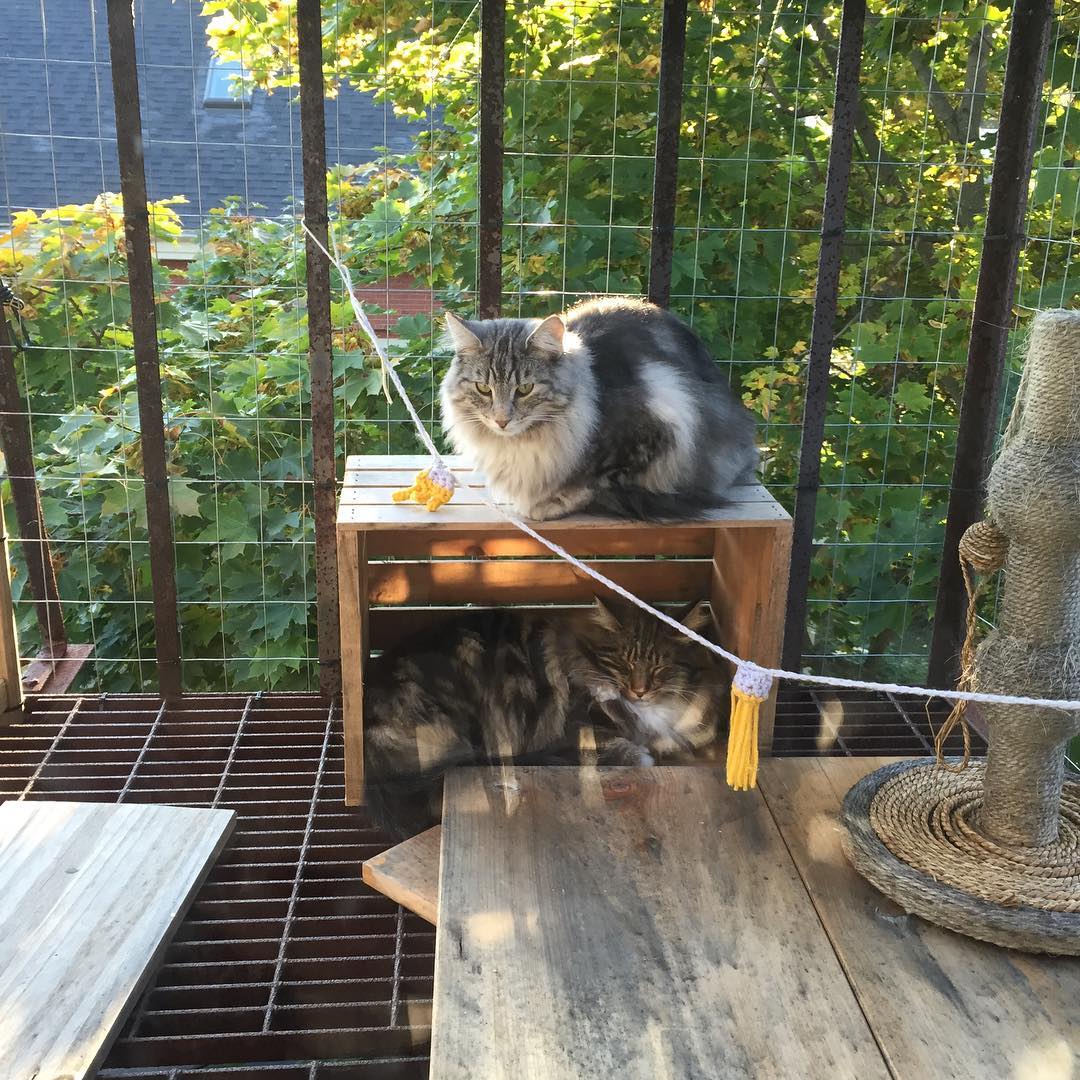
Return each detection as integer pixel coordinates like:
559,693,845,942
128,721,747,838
585,485,730,522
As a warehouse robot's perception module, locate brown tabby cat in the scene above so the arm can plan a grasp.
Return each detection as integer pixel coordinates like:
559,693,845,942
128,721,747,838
363,597,726,838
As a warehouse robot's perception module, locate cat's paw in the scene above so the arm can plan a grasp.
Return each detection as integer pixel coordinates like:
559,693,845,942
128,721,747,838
597,739,655,767
525,488,591,521
525,496,571,521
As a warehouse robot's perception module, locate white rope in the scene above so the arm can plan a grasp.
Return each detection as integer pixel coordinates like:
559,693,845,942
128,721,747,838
303,222,444,462
306,220,1080,714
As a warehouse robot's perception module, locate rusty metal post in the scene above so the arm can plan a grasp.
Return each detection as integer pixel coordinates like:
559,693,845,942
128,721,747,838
0,304,65,656
648,0,688,308
106,0,182,700
478,0,505,319
781,0,866,671
296,0,341,698
928,0,1054,689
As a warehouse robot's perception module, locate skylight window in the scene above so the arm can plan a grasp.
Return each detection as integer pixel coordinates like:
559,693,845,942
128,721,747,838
203,58,251,107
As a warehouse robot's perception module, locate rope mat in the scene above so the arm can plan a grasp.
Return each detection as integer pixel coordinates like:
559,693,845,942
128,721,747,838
869,763,1080,913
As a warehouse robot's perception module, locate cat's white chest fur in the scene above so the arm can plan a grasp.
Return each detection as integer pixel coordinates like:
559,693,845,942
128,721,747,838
442,349,598,512
629,690,712,754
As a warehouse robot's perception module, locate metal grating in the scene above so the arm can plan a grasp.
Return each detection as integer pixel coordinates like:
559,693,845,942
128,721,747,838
0,691,981,1077
771,687,985,759
0,693,432,1079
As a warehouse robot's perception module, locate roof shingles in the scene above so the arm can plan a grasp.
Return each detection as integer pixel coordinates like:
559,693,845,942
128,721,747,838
1,0,417,226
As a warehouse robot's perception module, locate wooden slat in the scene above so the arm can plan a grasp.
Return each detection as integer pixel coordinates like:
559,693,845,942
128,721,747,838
362,825,441,925
431,766,889,1080
758,757,1080,1080
338,529,367,806
367,558,711,605
346,453,472,471
0,801,234,1080
344,468,776,505
339,499,789,530
368,602,709,652
340,486,781,514
712,521,792,752
365,527,716,558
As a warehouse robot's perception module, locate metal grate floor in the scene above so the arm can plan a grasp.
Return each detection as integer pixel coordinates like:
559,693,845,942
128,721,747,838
1,694,432,1080
0,691,980,1078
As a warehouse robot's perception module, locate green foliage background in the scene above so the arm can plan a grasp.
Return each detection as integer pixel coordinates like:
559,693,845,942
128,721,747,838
2,1,1078,691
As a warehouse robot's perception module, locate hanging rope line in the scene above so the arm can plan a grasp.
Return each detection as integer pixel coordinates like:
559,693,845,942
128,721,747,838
303,220,1080,788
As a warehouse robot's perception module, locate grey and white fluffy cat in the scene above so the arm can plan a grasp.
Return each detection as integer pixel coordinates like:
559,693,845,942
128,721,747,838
440,297,758,521
363,597,725,838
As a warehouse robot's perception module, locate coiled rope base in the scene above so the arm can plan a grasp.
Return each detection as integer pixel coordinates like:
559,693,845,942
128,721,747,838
841,759,1080,955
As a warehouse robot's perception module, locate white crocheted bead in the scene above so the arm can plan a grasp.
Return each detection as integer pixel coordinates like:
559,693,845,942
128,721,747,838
734,662,773,700
427,460,457,490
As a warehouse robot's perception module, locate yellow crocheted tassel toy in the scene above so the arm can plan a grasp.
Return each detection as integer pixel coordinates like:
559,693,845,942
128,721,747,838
392,460,457,512
726,663,773,791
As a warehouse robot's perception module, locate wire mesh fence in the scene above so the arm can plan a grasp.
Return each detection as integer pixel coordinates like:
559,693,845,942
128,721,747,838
0,0,1077,695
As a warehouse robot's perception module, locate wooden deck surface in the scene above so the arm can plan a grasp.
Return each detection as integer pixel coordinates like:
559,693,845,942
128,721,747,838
0,800,235,1080
377,758,1080,1079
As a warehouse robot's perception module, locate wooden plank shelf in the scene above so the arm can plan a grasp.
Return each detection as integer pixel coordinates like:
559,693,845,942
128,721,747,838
362,824,441,925
337,454,793,805
0,800,235,1080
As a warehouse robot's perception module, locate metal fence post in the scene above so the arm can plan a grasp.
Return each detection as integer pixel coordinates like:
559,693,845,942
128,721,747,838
296,0,342,698
478,0,506,319
928,0,1055,689
781,0,866,672
0,303,66,658
105,0,182,700
647,0,689,309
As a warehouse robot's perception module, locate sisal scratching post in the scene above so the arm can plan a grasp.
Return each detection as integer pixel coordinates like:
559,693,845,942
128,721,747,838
841,309,1080,955
977,309,1080,846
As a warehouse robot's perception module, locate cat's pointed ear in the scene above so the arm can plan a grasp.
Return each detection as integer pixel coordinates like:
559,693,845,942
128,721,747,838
525,314,566,360
444,311,482,357
677,600,712,635
592,593,631,630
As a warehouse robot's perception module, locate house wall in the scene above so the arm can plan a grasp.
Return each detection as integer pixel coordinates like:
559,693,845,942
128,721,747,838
1,0,417,227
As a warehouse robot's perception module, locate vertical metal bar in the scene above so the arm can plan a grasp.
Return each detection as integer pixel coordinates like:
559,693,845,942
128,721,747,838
478,0,505,319
0,306,66,656
648,0,688,308
781,0,866,672
105,0,182,700
296,0,341,698
928,0,1054,688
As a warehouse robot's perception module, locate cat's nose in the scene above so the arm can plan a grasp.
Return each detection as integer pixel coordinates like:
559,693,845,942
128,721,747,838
495,418,510,429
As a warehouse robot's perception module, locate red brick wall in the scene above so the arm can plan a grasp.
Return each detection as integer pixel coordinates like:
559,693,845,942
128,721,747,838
159,262,437,335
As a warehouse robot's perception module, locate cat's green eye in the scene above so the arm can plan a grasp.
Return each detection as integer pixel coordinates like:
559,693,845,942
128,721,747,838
475,382,492,395
516,383,535,397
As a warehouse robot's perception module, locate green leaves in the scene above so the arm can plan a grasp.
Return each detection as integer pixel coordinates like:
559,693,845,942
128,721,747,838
4,2,1078,689
169,480,204,519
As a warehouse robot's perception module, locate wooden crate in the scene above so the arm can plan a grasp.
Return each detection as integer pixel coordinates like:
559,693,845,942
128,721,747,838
337,454,792,806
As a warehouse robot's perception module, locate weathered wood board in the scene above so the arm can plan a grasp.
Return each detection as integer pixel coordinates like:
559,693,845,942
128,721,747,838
430,766,888,1080
0,800,235,1080
758,756,1080,1080
363,825,442,925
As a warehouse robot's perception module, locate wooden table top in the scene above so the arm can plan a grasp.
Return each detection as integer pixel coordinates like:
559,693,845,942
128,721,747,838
338,454,791,530
410,757,1080,1080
